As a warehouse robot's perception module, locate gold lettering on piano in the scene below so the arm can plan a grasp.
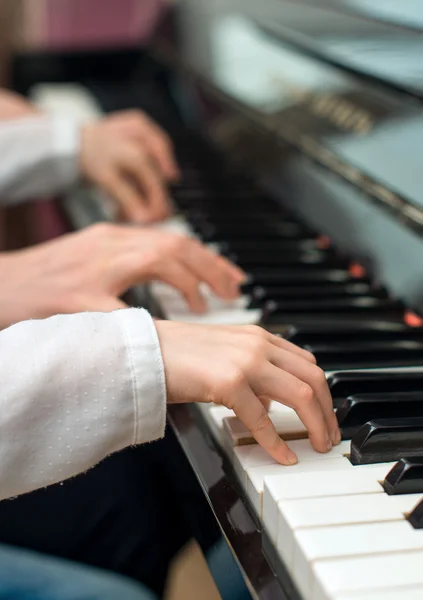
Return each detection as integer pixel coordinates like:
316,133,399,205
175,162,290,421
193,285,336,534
269,77,374,134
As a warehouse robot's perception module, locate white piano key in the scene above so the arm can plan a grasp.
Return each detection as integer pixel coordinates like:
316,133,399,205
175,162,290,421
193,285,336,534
202,405,235,444
277,492,423,576
296,520,423,600
333,587,423,600
247,457,351,518
151,215,195,237
312,550,423,600
263,462,395,546
151,279,261,324
234,439,350,499
222,406,307,448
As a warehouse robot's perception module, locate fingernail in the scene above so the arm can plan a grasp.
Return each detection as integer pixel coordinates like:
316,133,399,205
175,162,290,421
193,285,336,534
327,437,333,451
332,428,341,445
286,450,298,465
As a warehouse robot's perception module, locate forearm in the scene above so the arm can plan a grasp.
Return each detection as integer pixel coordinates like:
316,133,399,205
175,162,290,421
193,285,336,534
0,116,80,204
0,308,166,500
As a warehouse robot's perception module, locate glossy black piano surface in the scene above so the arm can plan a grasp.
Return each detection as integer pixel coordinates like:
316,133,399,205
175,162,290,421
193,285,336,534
13,1,423,598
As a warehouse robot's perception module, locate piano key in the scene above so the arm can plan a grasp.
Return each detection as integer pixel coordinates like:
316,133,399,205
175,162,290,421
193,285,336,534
298,520,423,600
286,322,423,346
222,405,307,449
233,440,350,492
226,250,345,268
384,457,423,495
337,392,423,438
276,492,422,580
408,497,423,529
198,404,235,444
199,222,308,241
328,369,423,406
249,282,378,306
312,551,423,600
247,456,352,518
350,417,423,465
307,340,423,371
264,297,403,319
243,268,368,288
262,462,395,545
151,281,262,324
217,239,319,254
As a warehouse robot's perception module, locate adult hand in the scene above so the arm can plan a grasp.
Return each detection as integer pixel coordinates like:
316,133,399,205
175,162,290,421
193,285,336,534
0,223,245,329
155,321,341,464
0,90,38,120
103,110,180,183
81,119,175,224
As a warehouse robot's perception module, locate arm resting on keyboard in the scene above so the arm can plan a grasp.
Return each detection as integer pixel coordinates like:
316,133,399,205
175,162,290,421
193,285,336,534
0,308,166,500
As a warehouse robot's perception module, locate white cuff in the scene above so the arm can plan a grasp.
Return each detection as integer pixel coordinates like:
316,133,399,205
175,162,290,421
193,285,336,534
50,116,81,189
116,308,167,444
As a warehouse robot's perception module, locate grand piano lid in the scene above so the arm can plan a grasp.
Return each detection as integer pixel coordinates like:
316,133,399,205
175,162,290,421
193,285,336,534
168,6,423,216
241,0,423,97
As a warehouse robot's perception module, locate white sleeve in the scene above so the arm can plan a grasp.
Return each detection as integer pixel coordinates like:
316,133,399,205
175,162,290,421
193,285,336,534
0,308,167,500
0,115,80,204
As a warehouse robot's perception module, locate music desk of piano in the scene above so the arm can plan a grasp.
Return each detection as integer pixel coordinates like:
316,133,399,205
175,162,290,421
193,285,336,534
13,1,423,598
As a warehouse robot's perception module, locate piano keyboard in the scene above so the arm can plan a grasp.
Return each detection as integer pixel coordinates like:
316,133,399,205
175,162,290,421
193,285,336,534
34,84,423,600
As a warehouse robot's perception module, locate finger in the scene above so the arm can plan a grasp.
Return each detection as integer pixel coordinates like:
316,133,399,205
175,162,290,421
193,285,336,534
124,154,172,222
101,172,151,223
182,242,246,299
259,395,273,411
240,326,316,363
250,360,330,453
142,131,180,182
116,112,180,181
230,387,298,465
268,332,317,363
155,261,207,313
268,348,340,447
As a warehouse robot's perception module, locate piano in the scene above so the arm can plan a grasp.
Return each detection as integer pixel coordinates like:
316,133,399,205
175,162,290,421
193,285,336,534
13,1,423,598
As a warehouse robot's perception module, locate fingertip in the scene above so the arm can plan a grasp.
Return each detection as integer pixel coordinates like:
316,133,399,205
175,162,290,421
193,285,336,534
331,427,342,446
304,349,317,364
285,449,298,465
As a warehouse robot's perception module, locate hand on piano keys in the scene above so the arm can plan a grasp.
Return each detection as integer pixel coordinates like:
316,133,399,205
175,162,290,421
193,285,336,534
154,319,341,464
0,223,245,328
200,367,423,600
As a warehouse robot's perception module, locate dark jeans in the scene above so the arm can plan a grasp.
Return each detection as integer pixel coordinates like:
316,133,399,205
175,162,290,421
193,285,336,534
0,544,156,600
0,429,218,598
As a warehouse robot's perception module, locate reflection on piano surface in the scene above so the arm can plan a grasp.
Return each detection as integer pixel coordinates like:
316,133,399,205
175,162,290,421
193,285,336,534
23,1,423,598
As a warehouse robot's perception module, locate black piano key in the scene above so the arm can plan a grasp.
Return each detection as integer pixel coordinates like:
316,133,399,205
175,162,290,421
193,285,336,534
407,498,423,529
263,297,402,318
218,239,319,253
226,251,346,269
305,340,423,370
243,268,366,288
350,417,423,465
199,222,308,241
383,458,423,495
328,371,423,409
249,282,378,305
337,392,423,439
285,322,422,346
